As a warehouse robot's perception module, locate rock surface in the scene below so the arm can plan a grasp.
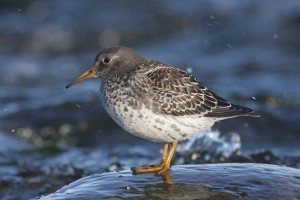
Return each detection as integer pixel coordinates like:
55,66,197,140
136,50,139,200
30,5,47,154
38,163,300,200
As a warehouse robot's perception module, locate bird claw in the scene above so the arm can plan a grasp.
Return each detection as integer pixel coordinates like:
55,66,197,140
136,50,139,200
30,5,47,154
131,142,177,175
131,164,165,175
156,166,169,175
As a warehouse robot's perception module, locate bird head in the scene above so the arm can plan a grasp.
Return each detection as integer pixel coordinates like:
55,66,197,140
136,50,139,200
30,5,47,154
65,46,142,89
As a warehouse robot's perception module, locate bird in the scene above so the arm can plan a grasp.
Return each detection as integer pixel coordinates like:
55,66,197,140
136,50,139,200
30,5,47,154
65,46,260,175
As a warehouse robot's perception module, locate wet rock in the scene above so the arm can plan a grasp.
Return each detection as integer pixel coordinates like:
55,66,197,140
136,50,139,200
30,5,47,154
38,164,300,200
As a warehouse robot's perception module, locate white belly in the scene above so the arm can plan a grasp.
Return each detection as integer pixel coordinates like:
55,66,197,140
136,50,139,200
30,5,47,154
101,96,216,142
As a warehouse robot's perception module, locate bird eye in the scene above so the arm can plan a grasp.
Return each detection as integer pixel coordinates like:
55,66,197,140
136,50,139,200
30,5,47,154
103,58,111,63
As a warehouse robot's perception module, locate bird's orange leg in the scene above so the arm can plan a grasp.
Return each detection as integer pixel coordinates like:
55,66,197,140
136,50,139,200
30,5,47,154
161,142,169,164
131,142,177,175
141,142,168,168
132,143,169,174
157,141,177,175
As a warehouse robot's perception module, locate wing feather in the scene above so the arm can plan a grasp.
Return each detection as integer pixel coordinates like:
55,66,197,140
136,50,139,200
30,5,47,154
140,65,259,118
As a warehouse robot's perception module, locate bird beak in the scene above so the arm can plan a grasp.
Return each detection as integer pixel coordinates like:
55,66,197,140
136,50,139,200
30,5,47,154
65,68,97,89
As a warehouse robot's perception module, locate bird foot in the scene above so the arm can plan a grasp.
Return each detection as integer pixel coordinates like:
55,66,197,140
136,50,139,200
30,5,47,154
131,163,166,175
131,142,176,175
141,163,162,169
156,166,169,175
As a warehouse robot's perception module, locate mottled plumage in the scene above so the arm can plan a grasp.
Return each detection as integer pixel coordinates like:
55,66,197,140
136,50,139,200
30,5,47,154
97,55,259,142
66,46,260,174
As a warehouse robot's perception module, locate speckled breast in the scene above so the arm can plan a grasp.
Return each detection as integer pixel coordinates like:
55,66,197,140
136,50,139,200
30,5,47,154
99,75,215,142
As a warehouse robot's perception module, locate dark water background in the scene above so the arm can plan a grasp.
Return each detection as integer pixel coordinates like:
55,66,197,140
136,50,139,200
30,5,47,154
0,0,300,199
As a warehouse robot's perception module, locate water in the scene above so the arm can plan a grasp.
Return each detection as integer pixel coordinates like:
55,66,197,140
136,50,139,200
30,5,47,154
39,164,300,200
0,0,300,199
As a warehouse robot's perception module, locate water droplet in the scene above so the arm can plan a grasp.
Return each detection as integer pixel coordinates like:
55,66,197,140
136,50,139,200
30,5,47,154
227,44,233,49
252,96,256,100
191,153,198,160
59,124,72,135
186,67,193,73
108,165,117,172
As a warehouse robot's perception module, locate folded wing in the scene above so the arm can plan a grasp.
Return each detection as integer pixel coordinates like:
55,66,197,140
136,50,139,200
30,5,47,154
144,66,259,118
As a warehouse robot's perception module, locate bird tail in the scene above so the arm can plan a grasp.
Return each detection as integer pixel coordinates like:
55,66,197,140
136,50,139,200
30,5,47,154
205,104,261,118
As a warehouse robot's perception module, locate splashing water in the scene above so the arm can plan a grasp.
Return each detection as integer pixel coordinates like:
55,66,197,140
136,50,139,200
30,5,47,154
177,130,241,158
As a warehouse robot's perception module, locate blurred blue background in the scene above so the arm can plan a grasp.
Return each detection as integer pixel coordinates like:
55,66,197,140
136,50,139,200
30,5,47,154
0,0,300,199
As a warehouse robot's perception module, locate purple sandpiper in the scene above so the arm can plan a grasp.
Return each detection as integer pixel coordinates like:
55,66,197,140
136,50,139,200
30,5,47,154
66,46,260,175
